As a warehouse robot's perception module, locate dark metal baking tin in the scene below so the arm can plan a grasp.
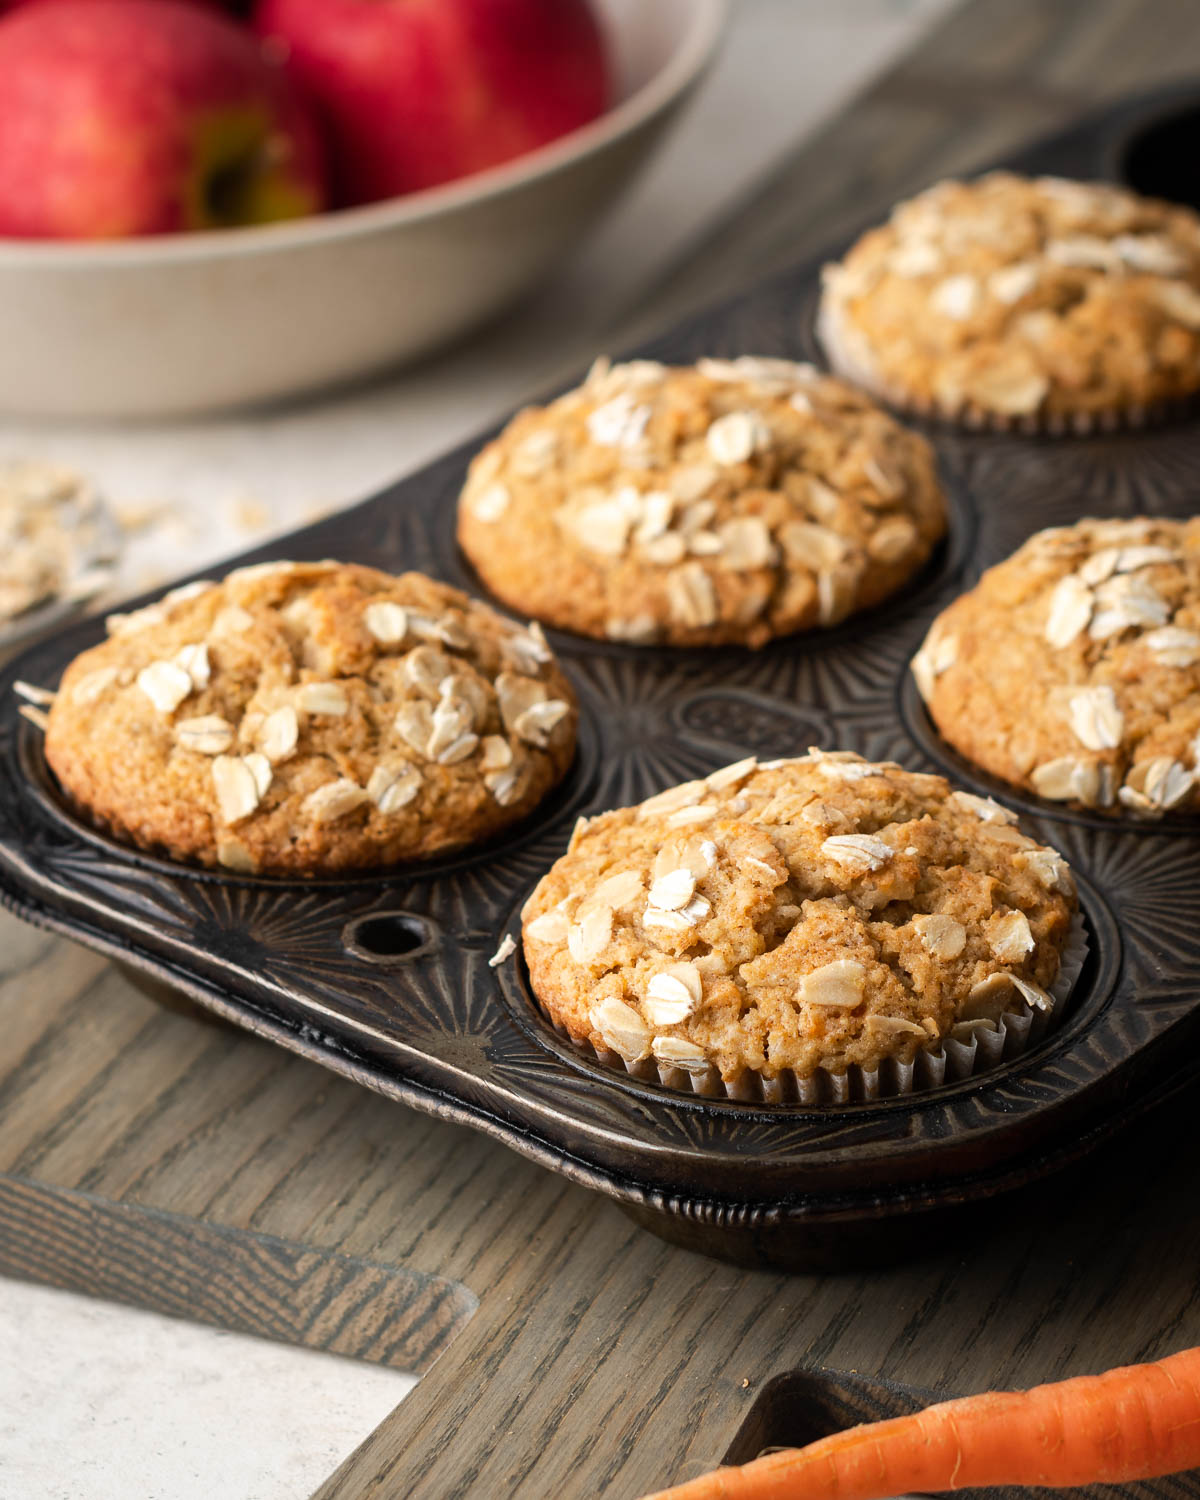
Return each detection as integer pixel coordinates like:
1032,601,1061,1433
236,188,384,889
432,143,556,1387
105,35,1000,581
4,87,1200,1272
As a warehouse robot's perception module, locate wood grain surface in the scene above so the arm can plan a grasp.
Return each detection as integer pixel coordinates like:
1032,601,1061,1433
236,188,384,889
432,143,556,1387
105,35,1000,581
0,1174,476,1377
6,2,1200,1496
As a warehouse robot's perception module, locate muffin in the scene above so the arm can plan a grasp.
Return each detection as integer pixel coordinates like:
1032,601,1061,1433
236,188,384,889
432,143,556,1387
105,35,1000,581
818,173,1200,430
41,560,577,874
520,751,1079,1102
457,357,946,647
913,516,1200,817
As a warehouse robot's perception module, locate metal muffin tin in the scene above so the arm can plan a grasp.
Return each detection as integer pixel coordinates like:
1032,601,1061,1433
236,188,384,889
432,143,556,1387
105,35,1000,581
4,88,1200,1272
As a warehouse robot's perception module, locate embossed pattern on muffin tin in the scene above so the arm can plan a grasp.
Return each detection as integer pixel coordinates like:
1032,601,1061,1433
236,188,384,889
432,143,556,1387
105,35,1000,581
3,89,1200,1271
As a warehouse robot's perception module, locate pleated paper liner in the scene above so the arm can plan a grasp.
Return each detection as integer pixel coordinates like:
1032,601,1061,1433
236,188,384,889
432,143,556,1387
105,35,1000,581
545,911,1089,1107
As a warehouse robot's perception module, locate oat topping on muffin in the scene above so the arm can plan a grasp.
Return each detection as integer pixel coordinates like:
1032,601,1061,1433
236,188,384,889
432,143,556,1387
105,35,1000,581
457,358,946,647
913,516,1200,816
521,752,1076,1088
41,561,577,873
819,173,1200,427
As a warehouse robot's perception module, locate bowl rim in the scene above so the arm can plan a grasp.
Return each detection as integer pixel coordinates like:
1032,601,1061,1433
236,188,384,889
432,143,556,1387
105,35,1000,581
0,0,727,268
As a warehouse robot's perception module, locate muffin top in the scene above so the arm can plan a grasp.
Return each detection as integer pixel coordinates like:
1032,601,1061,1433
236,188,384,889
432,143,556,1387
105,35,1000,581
913,516,1200,816
818,173,1200,426
457,357,946,648
521,751,1075,1083
43,561,577,874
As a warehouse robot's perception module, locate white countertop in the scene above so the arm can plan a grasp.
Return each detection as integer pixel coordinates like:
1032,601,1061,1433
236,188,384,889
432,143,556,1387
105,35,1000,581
0,4,960,1495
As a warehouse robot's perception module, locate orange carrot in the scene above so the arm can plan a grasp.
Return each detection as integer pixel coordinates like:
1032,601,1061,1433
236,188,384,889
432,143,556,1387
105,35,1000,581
643,1346,1200,1500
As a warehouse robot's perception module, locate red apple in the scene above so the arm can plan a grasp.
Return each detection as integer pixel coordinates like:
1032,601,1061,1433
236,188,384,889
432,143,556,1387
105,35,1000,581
253,0,609,204
0,0,234,13
0,0,328,238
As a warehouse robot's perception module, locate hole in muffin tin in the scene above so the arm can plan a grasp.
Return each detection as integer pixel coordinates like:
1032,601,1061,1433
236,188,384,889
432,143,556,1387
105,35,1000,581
343,912,438,965
898,670,1200,835
492,880,1120,1116
1117,100,1200,214
15,706,601,886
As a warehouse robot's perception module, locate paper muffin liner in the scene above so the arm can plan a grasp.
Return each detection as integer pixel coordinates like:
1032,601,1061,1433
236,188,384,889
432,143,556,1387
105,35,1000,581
543,910,1089,1106
814,289,1182,437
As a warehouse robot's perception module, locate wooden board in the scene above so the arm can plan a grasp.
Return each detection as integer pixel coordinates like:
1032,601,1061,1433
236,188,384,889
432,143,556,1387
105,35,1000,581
6,2,1200,1495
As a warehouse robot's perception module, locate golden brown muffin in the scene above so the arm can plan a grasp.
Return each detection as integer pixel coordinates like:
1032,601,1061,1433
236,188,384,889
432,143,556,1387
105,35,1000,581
457,357,946,647
43,560,577,874
913,517,1200,816
818,173,1200,429
520,751,1076,1095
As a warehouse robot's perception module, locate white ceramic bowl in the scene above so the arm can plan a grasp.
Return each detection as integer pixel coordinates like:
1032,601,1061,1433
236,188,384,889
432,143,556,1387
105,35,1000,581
0,0,725,419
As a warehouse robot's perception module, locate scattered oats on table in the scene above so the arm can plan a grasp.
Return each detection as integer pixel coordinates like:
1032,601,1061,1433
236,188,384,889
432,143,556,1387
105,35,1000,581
0,460,115,627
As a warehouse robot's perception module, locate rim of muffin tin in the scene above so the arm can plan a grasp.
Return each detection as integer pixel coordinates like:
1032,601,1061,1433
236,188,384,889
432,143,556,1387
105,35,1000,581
0,837,1151,1229
14,700,604,887
898,671,1200,836
493,877,1120,1115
